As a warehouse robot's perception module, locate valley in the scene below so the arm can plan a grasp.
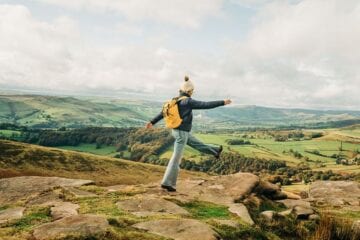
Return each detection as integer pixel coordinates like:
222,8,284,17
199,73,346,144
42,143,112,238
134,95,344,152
0,94,359,240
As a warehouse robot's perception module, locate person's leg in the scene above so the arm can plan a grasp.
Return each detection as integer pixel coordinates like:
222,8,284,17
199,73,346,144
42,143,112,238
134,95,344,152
187,133,220,156
161,129,189,188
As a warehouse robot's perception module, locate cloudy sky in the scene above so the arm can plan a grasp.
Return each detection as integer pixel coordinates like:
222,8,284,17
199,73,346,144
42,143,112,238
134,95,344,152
0,0,359,109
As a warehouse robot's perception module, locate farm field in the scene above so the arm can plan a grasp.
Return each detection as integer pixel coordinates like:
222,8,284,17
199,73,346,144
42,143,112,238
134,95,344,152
160,127,360,173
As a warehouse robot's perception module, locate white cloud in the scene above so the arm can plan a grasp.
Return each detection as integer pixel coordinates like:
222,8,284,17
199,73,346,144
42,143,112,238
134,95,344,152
229,0,271,8
116,22,143,36
220,0,360,109
0,4,218,96
35,0,224,28
1,1,360,110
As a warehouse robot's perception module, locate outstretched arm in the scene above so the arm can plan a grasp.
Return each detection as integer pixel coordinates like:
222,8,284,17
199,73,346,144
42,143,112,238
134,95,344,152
146,111,163,128
189,99,231,109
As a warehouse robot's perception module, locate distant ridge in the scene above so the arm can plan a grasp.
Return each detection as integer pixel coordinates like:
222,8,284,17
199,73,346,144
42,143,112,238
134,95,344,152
0,94,359,129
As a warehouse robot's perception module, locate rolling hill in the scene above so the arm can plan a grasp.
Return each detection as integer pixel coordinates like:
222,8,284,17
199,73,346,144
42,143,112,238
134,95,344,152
0,139,203,186
1,94,360,129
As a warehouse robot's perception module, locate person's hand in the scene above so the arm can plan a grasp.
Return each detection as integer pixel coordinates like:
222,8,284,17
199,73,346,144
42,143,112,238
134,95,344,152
145,122,153,129
224,99,232,105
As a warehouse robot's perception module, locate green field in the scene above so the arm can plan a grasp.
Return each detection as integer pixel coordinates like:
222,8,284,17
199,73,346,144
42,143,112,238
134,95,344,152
160,129,360,173
0,129,21,137
58,144,117,157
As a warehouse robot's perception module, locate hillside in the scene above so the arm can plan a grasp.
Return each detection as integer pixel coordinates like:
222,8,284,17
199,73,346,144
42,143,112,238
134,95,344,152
1,94,360,129
1,141,359,239
0,139,203,186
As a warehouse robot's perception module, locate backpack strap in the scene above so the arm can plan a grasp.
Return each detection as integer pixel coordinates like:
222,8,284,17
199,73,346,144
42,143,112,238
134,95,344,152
175,96,188,102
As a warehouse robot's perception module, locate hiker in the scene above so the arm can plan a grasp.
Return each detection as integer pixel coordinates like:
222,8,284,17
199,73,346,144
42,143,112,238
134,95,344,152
145,76,232,192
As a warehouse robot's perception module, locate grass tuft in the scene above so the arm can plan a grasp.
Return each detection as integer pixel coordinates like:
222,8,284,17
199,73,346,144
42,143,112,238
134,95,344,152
177,200,231,220
310,211,360,240
8,206,51,231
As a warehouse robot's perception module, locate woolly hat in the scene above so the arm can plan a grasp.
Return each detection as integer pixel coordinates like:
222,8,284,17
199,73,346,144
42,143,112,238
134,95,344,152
180,76,194,93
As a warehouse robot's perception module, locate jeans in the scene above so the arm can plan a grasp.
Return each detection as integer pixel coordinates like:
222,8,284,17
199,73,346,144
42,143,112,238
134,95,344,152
161,129,220,188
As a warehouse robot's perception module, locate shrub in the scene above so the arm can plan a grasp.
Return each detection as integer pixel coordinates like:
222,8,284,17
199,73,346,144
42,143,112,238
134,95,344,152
310,212,360,240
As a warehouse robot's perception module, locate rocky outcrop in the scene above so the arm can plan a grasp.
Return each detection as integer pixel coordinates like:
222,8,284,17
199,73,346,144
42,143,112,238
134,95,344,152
0,207,25,225
62,186,97,199
50,202,79,220
277,199,311,209
0,174,327,240
309,181,360,208
293,206,314,219
0,176,94,205
254,181,287,200
276,199,315,220
228,203,254,225
116,196,189,217
32,214,110,240
259,210,276,222
176,172,260,204
133,219,219,240
282,190,301,200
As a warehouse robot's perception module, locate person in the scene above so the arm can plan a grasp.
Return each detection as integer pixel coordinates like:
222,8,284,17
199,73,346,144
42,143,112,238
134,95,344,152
145,76,232,192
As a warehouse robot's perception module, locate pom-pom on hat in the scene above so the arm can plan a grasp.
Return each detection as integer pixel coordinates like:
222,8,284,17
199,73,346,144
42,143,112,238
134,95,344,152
180,76,194,93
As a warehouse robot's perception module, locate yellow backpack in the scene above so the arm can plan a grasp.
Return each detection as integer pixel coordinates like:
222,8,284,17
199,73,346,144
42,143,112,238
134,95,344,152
162,96,188,128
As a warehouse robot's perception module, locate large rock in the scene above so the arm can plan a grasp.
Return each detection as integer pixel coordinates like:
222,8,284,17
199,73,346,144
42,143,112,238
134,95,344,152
0,207,25,225
105,184,143,193
278,209,292,217
293,206,314,219
50,202,79,220
308,214,320,221
260,210,276,222
309,181,360,207
228,203,254,225
62,186,97,199
176,173,260,204
254,181,287,200
25,189,64,207
116,196,189,216
276,199,311,209
0,176,94,205
282,190,301,200
213,173,260,202
32,214,110,240
133,219,219,240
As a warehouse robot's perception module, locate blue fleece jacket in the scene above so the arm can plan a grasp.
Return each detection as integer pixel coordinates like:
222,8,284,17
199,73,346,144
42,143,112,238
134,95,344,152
150,92,225,132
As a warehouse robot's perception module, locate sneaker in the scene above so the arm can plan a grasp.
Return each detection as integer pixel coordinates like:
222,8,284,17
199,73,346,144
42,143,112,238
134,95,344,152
161,185,176,192
215,145,223,159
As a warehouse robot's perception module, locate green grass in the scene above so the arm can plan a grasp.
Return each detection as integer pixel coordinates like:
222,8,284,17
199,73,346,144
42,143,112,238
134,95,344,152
58,143,117,156
0,139,181,186
9,206,51,231
76,192,127,217
340,130,360,137
0,205,9,211
160,145,204,162
0,130,21,138
213,223,270,240
332,210,360,220
178,201,231,220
